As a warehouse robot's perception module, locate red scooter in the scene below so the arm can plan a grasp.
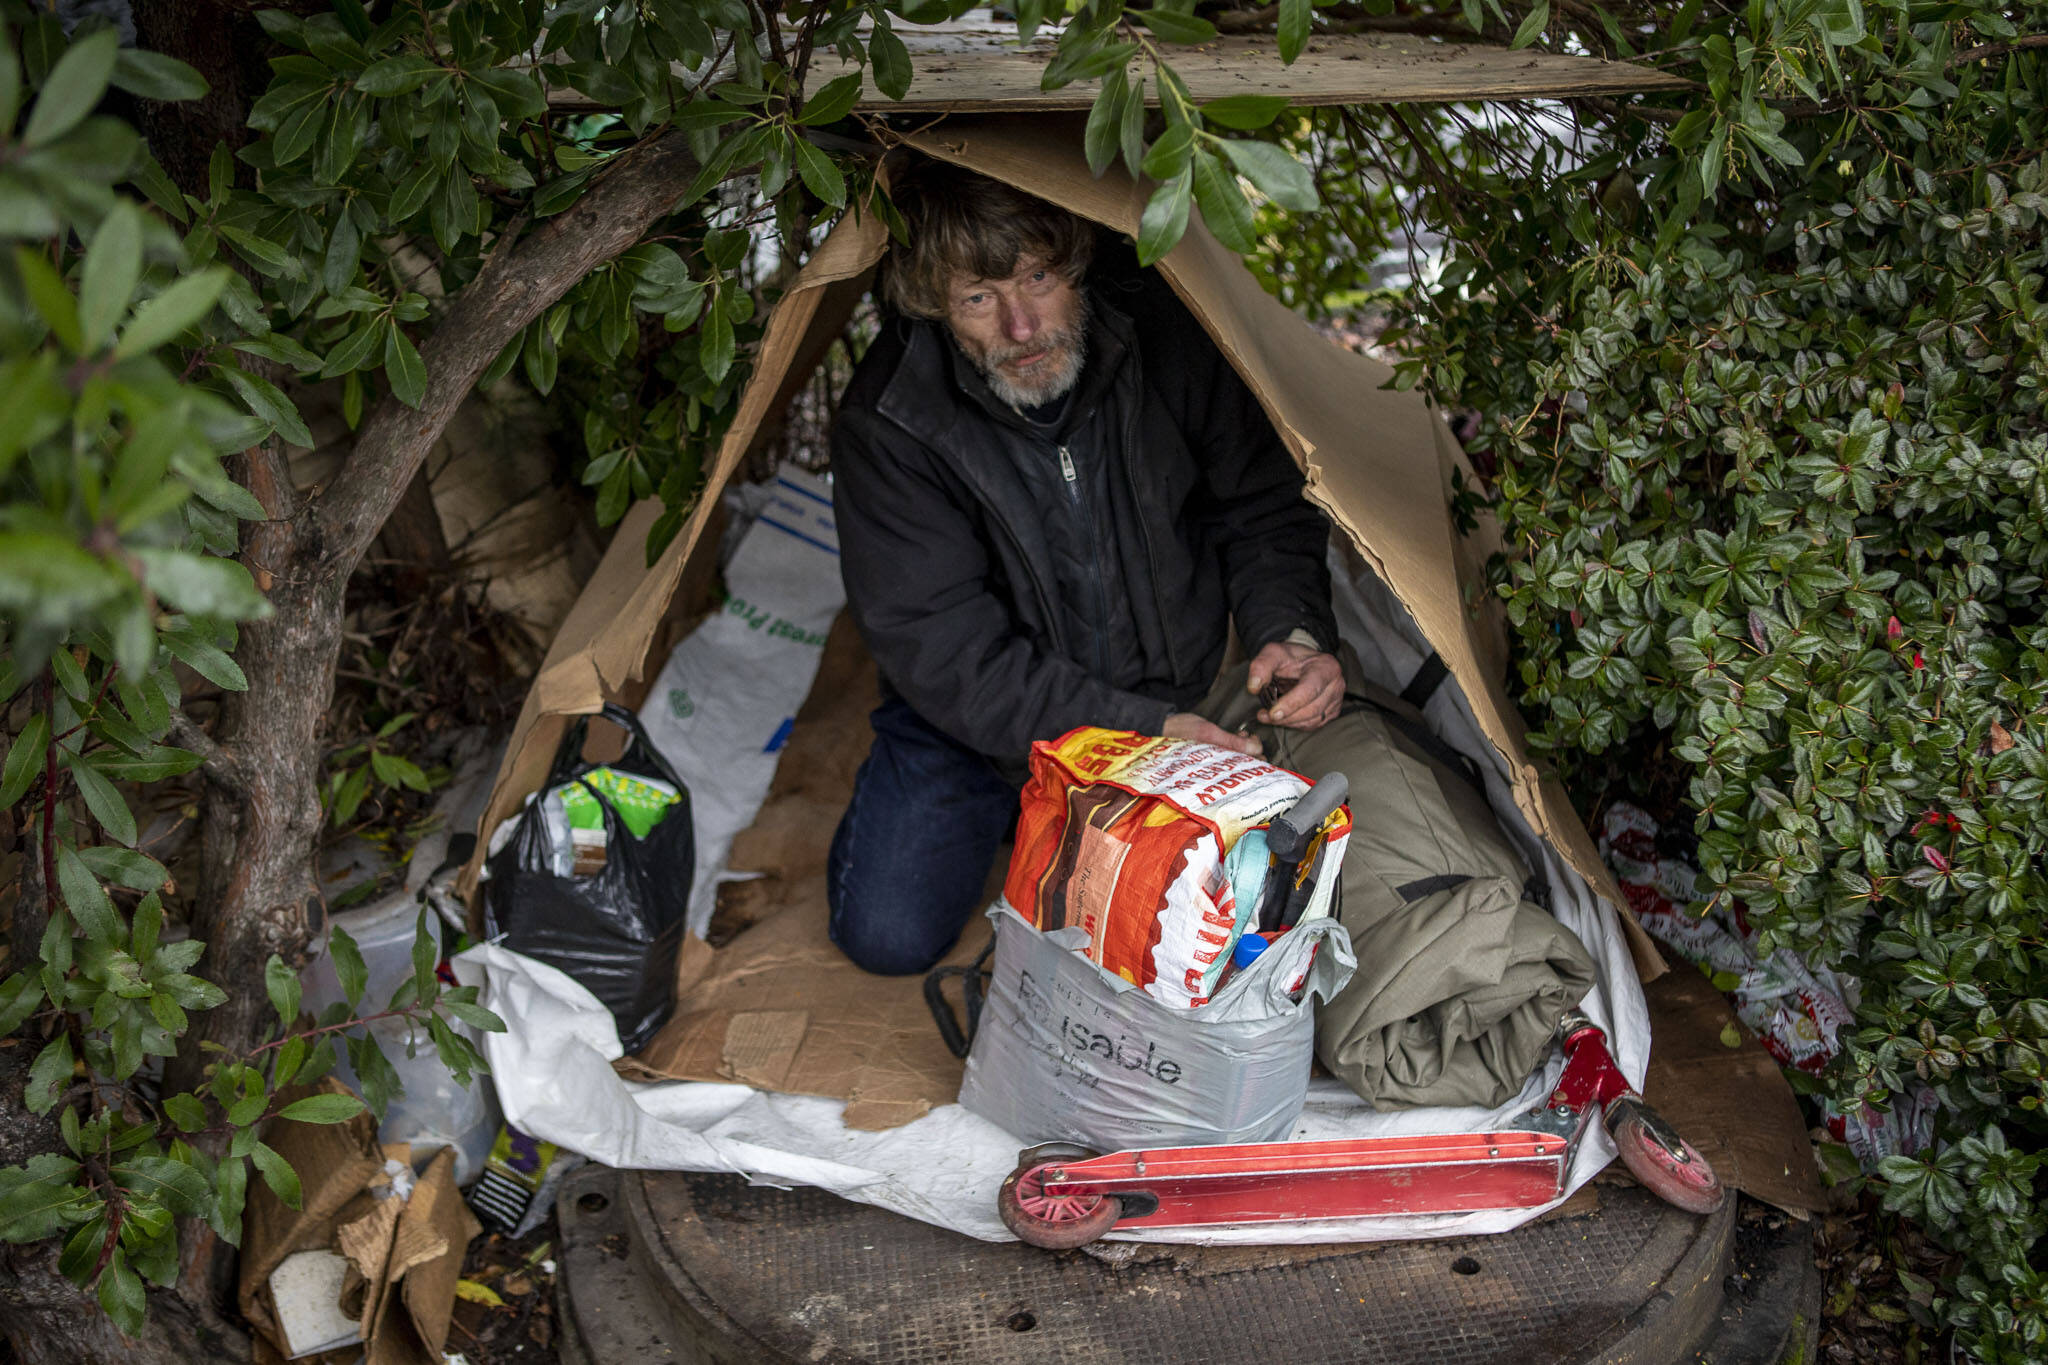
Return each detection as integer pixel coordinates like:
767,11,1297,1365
996,1011,1723,1249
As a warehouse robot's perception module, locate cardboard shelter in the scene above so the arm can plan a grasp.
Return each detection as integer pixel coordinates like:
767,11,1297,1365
461,114,1660,977
455,110,1825,1235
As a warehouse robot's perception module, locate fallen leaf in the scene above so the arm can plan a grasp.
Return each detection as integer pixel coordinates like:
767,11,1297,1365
1990,720,2015,753
1719,1022,1742,1048
454,1279,505,1308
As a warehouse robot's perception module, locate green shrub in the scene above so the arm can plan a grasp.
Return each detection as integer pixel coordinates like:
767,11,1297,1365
1389,6,2048,1358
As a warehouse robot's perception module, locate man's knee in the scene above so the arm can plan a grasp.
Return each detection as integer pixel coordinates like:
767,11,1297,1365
827,878,954,976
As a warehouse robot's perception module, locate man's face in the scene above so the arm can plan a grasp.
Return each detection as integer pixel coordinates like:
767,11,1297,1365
943,255,1087,409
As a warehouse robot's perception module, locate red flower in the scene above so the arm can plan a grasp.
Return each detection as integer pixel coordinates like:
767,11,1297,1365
1911,652,1925,670
1887,616,1904,640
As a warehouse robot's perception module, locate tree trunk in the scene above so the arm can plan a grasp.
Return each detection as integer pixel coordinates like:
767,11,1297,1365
0,36,706,1349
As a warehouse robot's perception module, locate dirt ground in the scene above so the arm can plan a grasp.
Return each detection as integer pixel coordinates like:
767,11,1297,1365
449,1217,564,1365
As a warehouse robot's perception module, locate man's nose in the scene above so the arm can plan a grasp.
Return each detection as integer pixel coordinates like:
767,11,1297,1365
1000,297,1038,343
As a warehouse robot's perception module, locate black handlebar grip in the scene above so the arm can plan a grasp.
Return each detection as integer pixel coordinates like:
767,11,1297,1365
1267,772,1350,861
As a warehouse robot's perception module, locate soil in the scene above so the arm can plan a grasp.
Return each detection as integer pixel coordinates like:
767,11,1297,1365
448,1215,563,1365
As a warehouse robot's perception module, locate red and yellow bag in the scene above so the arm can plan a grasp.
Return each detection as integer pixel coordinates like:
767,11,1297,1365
1004,727,1351,1007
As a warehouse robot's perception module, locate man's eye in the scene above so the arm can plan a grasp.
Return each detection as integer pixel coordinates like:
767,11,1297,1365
1032,270,1048,282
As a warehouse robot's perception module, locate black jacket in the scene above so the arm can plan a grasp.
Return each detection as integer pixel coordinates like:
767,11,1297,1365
831,268,1335,767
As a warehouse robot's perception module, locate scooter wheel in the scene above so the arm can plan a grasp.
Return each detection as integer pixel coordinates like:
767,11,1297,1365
1605,1097,1726,1215
998,1159,1123,1249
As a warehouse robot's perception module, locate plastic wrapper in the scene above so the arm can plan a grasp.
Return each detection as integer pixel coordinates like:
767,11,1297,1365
958,901,1354,1151
483,704,693,1053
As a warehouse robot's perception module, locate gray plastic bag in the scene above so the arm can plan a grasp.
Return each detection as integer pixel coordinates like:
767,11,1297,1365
958,902,1355,1152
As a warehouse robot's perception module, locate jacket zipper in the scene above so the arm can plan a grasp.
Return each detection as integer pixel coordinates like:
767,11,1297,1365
1061,440,1113,676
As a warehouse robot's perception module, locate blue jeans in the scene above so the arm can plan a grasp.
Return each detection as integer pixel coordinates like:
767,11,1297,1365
827,698,1021,975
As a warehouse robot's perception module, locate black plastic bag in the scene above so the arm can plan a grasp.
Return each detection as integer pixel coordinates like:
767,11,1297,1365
484,703,693,1053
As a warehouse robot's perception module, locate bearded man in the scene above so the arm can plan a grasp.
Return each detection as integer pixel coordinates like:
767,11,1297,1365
827,161,1343,975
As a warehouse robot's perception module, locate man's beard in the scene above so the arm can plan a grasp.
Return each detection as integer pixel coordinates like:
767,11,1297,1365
961,303,1089,410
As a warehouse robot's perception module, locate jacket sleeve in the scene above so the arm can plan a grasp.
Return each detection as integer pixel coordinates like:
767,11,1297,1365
833,410,1177,761
1142,286,1337,654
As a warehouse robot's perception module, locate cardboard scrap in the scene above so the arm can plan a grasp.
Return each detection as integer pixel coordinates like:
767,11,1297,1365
718,1010,810,1089
240,1080,481,1365
1638,946,1827,1215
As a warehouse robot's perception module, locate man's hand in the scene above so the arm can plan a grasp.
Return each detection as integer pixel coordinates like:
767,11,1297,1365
1248,640,1343,731
1164,712,1263,756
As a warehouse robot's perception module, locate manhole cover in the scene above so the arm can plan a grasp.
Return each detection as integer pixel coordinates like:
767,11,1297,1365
558,1166,1738,1365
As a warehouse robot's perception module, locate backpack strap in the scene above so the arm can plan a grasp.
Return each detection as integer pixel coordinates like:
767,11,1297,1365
1394,871,1554,909
1399,651,1451,711
1396,873,1472,902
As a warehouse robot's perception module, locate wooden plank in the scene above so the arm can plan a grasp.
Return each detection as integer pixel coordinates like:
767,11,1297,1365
549,27,1689,112
829,30,1689,110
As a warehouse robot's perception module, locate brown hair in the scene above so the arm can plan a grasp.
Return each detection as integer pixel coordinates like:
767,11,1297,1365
881,158,1095,320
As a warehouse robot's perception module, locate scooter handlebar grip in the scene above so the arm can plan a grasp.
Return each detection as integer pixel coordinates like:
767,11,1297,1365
1267,772,1350,860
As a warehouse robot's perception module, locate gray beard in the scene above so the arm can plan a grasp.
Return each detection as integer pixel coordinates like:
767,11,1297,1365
981,327,1087,409
959,299,1091,410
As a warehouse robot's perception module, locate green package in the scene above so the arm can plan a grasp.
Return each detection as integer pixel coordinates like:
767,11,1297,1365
555,767,680,840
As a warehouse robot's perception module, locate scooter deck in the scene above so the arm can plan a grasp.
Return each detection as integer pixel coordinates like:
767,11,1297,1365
1040,1126,1582,1229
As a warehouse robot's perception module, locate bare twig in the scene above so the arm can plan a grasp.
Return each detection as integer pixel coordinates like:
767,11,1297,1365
1951,34,2048,66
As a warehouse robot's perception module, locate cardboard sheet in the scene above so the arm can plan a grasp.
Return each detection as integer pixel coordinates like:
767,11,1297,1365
455,118,1663,989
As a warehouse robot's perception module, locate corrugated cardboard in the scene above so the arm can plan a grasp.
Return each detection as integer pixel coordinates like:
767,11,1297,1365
240,1080,480,1365
1639,947,1826,1215
457,116,1662,983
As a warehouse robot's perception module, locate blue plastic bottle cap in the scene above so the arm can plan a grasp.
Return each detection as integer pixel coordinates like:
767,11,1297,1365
1232,932,1270,970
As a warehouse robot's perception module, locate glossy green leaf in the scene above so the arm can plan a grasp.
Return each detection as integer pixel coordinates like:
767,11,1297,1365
78,201,142,351
791,136,846,207
23,27,118,148
69,759,137,847
1200,94,1289,131
249,1140,302,1209
795,72,862,126
383,323,427,409
113,266,230,359
1277,0,1310,63
1190,146,1256,253
1215,138,1318,212
275,1092,366,1125
110,48,209,102
1135,168,1192,266
1129,8,1217,44
1,711,47,810
870,22,912,101
330,925,368,1009
56,844,121,942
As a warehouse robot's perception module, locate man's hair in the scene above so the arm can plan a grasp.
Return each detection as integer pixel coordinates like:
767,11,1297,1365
882,159,1095,321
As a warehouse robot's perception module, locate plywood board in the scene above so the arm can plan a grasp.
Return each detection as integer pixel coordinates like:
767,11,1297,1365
550,26,1688,112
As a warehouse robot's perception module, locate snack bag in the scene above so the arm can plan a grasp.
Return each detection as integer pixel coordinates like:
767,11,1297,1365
1004,728,1351,1008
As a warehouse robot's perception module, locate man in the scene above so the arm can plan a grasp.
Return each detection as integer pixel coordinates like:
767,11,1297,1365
827,160,1342,975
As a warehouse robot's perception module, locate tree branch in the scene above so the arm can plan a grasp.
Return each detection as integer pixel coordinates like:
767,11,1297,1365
166,706,241,788
310,132,702,571
1951,34,2048,66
